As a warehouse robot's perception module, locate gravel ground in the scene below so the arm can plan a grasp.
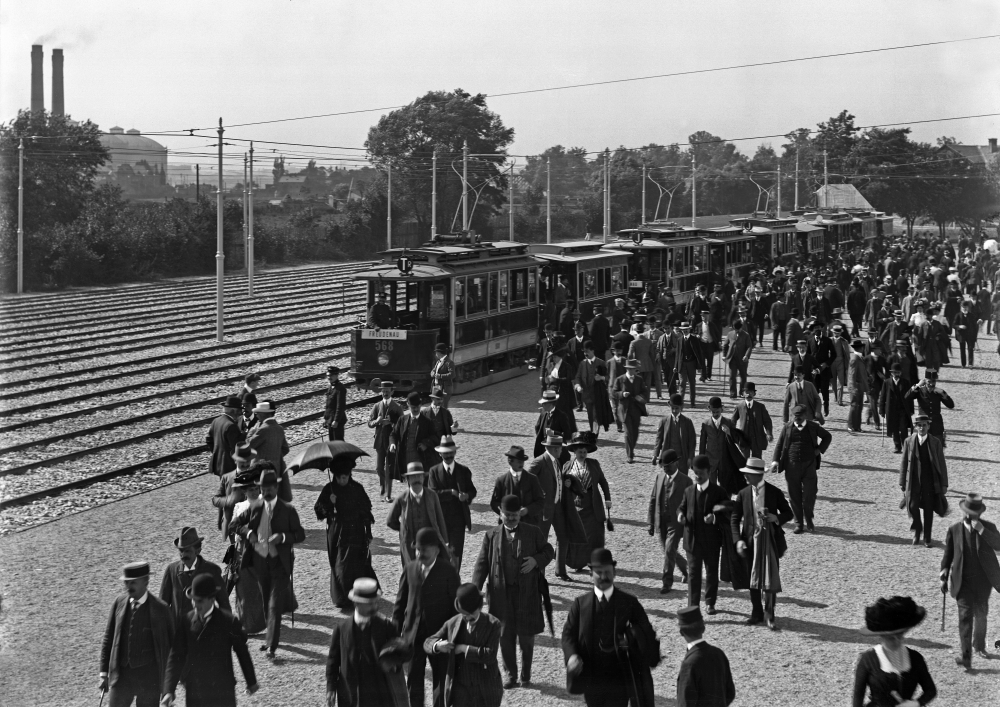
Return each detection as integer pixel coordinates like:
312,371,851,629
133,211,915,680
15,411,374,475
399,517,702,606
1,342,997,707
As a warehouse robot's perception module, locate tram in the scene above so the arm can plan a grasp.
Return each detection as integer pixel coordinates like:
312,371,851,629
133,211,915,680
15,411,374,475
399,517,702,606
795,221,827,262
727,214,800,267
528,240,630,323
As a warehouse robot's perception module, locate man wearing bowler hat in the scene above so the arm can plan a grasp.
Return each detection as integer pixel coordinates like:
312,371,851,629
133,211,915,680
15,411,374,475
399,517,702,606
490,446,545,528
246,400,292,502
205,395,243,478
369,379,403,501
427,436,476,570
431,343,455,409
159,526,229,619
648,449,691,594
674,606,735,707
237,372,261,433
230,465,306,660
611,358,649,464
422,388,459,466
473,495,554,689
699,396,745,497
324,365,348,441
771,403,832,534
99,562,174,707
652,393,697,474
941,493,1000,670
161,574,258,707
425,584,504,707
562,548,658,707
388,462,451,567
390,391,437,482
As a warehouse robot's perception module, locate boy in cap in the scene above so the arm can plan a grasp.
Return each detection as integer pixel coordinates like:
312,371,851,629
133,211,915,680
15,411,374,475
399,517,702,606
387,462,451,566
324,365,348,441
159,526,230,619
648,449,691,593
674,606,735,707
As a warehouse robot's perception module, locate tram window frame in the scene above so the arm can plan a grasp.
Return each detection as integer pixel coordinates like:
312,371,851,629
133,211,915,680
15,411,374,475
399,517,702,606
528,268,537,305
498,270,509,312
611,266,622,292
488,272,499,313
466,274,488,317
692,244,705,272
453,276,466,319
598,268,607,296
489,313,510,338
583,269,597,299
510,268,529,309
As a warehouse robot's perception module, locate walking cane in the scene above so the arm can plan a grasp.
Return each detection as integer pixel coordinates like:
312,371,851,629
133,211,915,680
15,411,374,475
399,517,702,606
941,589,947,632
99,688,106,707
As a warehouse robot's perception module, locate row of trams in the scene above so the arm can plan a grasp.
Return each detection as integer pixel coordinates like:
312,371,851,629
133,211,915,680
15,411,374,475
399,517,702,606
351,207,894,394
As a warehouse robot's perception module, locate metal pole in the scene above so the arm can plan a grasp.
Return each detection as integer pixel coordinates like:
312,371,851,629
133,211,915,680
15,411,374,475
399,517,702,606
606,150,611,238
546,157,551,244
691,154,697,228
17,138,24,294
794,148,799,210
776,164,781,218
248,142,255,296
196,164,200,200
462,139,469,231
602,150,608,241
431,150,437,239
386,164,392,249
216,118,225,342
823,149,828,208
642,165,647,225
242,154,248,270
509,162,514,241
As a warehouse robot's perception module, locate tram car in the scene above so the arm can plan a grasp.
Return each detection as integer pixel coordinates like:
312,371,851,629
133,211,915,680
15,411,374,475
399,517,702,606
527,240,630,325
728,214,800,267
795,221,827,263
351,235,540,394
796,209,857,259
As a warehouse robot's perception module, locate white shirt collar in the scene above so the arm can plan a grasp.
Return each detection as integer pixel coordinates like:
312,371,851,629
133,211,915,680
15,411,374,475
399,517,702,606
131,591,149,607
410,488,424,501
754,480,766,493
686,638,706,651
594,586,614,602
421,558,437,578
197,601,219,623
354,610,370,627
917,433,927,444
711,416,721,428
697,480,710,492
746,399,753,408
264,498,276,514
509,468,521,480
182,557,200,573
443,460,454,473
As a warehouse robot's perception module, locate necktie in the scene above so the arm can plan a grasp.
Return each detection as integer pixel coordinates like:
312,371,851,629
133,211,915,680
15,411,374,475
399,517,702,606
599,595,609,612
971,526,979,556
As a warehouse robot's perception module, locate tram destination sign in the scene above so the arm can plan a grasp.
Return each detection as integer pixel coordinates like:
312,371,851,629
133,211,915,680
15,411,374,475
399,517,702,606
360,329,407,340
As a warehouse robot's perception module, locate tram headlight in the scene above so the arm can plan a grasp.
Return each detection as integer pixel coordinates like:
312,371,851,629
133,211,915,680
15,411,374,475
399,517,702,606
378,352,390,367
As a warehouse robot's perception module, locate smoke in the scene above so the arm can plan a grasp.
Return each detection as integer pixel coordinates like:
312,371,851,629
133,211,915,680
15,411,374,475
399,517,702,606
33,27,96,50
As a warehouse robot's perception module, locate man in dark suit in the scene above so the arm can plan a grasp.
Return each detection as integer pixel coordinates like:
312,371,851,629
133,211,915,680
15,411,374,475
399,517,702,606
237,372,260,433
245,401,292,502
952,299,980,367
722,320,754,400
212,443,255,538
421,389,458,467
369,379,403,501
390,391,438,482
430,343,456,408
899,415,949,547
489,446,545,528
99,562,174,707
731,383,773,459
588,304,612,361
879,362,912,453
810,323,838,417
533,389,574,459
940,494,1000,670
677,324,702,406
611,320,634,354
651,394,697,474
394,527,461,707
426,435,476,571
324,365,348,441
731,458,793,630
159,526,230,619
784,308,803,354
473,495,554,689
527,434,588,580
388,463,451,567
562,548,659,707
677,456,728,614
787,337,816,383
161,574,257,707
648,450,691,594
771,404,833,534
611,359,649,464
327,578,408,707
699,397,745,497
694,310,722,382
574,342,609,436
674,606,735,707
205,396,242,478
230,466,306,659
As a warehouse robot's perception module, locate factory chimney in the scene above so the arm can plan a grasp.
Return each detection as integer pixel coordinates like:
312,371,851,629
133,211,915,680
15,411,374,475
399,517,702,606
52,48,64,117
31,45,44,112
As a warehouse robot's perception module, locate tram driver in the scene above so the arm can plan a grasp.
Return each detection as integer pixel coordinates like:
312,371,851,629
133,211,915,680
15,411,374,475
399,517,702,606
367,291,395,329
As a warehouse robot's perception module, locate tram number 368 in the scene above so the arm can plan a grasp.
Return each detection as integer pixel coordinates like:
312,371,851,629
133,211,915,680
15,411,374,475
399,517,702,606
374,341,394,352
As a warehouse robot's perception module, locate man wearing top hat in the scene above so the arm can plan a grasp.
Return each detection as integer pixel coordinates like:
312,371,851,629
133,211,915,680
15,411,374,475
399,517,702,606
899,414,949,547
905,372,955,446
324,365,348,441
100,562,175,707
489,446,545,528
588,304,612,362
327,577,408,707
237,373,261,433
879,362,913,454
611,358,649,464
562,548,658,707
394,526,461,707
677,455,729,614
161,574,258,707
534,388,574,459
427,436,476,570
730,382,773,459
940,493,1000,670
205,396,243,478
390,391,438,483
648,449,691,594
731,458,793,630
159,527,230,619
388,462,451,567
369,379,404,501
699,397,745,497
652,393,696,474
431,343,455,408
246,400,292,502
368,290,395,329
771,404,832,534
674,606,735,707
230,465,306,659
422,388,459,465
473,495,554,689
212,443,256,538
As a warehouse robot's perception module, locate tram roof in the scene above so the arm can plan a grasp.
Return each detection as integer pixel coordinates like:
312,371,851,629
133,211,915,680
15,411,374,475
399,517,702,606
796,222,826,232
527,240,628,263
357,240,537,280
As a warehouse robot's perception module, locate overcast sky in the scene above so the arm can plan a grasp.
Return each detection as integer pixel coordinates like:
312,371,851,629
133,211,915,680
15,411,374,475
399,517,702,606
3,0,999,173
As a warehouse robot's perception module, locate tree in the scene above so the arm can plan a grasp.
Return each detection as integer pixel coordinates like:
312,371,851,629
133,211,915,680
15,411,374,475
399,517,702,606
366,89,514,236
814,110,858,162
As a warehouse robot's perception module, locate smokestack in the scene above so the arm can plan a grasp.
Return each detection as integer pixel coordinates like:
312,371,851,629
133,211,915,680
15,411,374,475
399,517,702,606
990,138,998,154
31,45,44,112
52,48,64,117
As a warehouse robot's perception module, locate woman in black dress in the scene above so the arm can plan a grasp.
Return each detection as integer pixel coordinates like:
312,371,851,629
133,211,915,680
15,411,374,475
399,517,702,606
564,432,611,568
852,596,937,707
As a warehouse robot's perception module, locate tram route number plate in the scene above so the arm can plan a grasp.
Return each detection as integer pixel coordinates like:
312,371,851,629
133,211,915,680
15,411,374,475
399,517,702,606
360,329,407,340
628,280,644,288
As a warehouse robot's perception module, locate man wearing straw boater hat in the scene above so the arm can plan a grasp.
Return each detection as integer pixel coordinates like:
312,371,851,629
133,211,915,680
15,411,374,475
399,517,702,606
159,526,230,619
534,387,574,459
387,461,451,567
98,561,174,707
941,493,1000,670
489,446,545,529
610,358,649,464
327,578,408,707
161,574,258,707
205,395,243,478
730,457,793,630
368,379,403,502
674,606,735,707
424,583,504,707
427,435,477,570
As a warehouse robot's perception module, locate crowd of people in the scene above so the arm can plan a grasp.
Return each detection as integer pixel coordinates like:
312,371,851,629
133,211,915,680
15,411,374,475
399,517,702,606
97,231,1000,707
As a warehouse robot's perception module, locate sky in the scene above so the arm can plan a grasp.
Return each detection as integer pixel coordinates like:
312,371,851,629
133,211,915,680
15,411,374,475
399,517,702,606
2,0,999,177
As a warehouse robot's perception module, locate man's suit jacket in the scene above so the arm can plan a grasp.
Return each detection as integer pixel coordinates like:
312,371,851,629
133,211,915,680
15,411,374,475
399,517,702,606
162,607,256,701
784,319,803,352
772,420,832,472
677,482,728,555
324,380,348,427
652,414,697,467
676,641,736,707
611,373,650,419
327,614,408,707
941,520,1000,598
369,397,403,452
426,461,476,533
159,557,230,617
730,400,773,453
657,331,683,373
431,355,456,394
387,489,451,565
787,351,817,383
526,452,565,528
782,380,823,423
100,593,174,690
572,357,607,405
693,320,723,352
588,314,612,353
899,433,948,514
393,558,460,640
567,336,590,368
423,612,504,707
730,483,793,558
231,497,306,575
699,417,738,468
390,411,437,480
847,351,869,394
723,328,754,364
421,405,456,442
246,418,290,473
605,356,627,392
205,414,240,477
212,470,238,536
627,336,657,373
648,470,693,540
489,471,545,528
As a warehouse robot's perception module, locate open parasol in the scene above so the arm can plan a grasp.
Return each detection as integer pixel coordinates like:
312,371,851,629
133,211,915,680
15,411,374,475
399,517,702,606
287,441,368,474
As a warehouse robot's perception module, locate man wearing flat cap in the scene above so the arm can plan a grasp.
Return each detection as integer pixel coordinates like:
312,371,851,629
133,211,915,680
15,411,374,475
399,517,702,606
905,372,955,447
394,526,461,707
246,400,292,502
159,527,229,619
652,394,696,474
99,561,174,707
648,449,691,594
161,574,258,707
473,495,554,689
324,365,348,441
390,391,438,483
611,359,649,463
771,404,832,534
490,446,545,528
388,462,451,567
562,548,659,707
424,584,504,707
941,494,1000,670
368,290,394,329
674,606,735,707
205,395,243,478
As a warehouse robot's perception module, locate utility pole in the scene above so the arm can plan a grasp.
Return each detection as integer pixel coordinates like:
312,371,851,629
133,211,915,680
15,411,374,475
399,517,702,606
17,138,24,294
509,162,514,241
215,118,225,342
242,154,248,270
431,150,437,239
546,156,551,244
691,154,697,228
196,164,200,200
248,142,255,296
823,149,828,208
794,148,799,211
776,164,781,218
386,164,392,249
462,140,469,232
642,165,647,225
602,150,609,241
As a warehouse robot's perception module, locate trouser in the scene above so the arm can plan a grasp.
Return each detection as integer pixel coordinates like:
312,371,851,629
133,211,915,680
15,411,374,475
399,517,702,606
891,427,906,452
850,317,862,337
253,553,289,652
108,663,160,707
687,543,721,607
611,395,623,431
785,464,818,525
958,337,976,366
848,390,864,430
679,361,698,406
662,365,678,395
375,448,393,497
911,506,934,542
442,512,466,571
499,594,534,681
582,399,597,434
651,366,663,397
575,387,584,411
622,411,641,460
866,385,882,426
755,323,765,346
772,321,787,350
328,424,345,441
728,360,748,398
660,524,687,587
750,587,777,619
407,635,447,707
816,372,831,412
956,583,991,660
583,664,629,707
701,345,715,380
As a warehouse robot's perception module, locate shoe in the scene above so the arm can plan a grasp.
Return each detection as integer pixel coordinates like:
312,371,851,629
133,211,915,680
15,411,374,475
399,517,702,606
912,535,921,546
974,649,992,660
503,679,519,690
617,426,624,433
660,585,672,594
925,540,933,548
893,448,902,454
556,572,571,582
745,616,764,626
681,573,689,584
520,680,532,688
793,525,805,535
955,656,971,670
265,650,277,662
706,604,717,615
259,644,268,652
823,405,830,417
806,518,815,532
627,456,634,464
766,616,779,631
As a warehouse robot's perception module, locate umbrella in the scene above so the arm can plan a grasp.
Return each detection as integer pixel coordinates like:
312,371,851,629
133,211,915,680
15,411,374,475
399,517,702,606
287,441,368,474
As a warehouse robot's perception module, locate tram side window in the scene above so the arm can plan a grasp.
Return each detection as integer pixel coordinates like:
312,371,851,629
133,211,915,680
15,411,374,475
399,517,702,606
454,277,466,318
488,272,499,313
583,269,597,299
510,268,529,309
498,271,509,311
598,268,607,295
692,245,705,271
528,268,537,305
467,275,487,316
611,266,622,292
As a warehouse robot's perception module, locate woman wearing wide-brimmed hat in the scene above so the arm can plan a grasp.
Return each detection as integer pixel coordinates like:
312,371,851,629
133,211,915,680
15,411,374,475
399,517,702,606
564,432,612,567
852,596,937,707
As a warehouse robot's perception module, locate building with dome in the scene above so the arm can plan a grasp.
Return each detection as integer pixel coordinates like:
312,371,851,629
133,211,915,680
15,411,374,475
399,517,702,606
98,127,171,198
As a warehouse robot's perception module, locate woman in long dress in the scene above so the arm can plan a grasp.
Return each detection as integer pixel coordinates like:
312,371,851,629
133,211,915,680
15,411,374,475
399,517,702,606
565,432,611,566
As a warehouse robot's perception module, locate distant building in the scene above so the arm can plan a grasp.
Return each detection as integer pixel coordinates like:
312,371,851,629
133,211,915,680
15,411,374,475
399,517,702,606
813,184,874,210
937,139,999,166
98,127,171,198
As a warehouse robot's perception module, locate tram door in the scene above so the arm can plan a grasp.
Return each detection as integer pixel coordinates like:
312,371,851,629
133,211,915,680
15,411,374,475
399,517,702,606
708,244,726,279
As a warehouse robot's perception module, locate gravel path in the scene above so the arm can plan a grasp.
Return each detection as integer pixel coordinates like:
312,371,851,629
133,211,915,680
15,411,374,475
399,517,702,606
1,342,997,707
